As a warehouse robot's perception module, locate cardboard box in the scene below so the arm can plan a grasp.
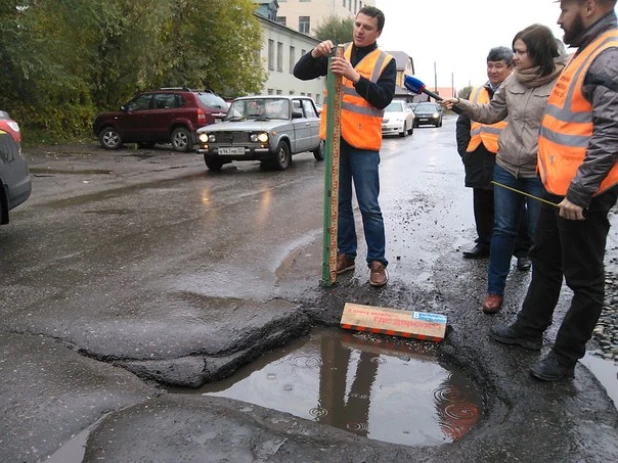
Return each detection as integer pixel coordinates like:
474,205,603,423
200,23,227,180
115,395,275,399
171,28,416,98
340,303,447,342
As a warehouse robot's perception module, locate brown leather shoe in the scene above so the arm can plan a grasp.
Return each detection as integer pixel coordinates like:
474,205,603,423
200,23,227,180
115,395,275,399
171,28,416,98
369,261,388,287
482,294,503,314
336,254,355,274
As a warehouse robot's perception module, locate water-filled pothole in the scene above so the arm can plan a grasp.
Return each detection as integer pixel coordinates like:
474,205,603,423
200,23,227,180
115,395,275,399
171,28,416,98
172,328,484,446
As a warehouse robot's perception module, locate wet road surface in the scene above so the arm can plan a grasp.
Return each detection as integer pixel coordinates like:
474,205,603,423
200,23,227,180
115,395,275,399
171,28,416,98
1,119,617,462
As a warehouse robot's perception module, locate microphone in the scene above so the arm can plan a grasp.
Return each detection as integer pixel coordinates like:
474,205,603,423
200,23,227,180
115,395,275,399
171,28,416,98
404,75,462,114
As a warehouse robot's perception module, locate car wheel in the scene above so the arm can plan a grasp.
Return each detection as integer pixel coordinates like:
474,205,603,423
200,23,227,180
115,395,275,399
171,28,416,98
0,187,7,225
312,140,324,161
398,125,406,137
171,127,192,152
408,125,414,135
439,118,443,127
204,157,223,172
99,127,122,150
272,141,291,170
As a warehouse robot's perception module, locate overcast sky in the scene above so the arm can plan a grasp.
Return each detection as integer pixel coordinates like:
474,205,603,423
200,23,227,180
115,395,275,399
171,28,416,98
374,0,613,90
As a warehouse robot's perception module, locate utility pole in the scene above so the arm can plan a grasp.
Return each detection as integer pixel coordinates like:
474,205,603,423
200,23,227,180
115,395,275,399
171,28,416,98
434,61,438,93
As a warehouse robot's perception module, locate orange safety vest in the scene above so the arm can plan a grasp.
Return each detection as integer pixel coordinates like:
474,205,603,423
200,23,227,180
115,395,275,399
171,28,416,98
319,43,393,151
538,29,618,196
466,86,507,154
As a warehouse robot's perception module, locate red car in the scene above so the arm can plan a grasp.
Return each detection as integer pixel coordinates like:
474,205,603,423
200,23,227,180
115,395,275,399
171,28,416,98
93,88,228,152
0,110,22,144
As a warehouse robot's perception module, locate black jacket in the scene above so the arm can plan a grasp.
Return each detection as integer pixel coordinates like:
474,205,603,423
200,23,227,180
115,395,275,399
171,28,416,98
456,84,497,189
293,42,396,111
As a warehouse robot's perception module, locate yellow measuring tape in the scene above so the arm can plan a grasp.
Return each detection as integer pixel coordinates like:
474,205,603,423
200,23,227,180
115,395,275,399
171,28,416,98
491,181,560,208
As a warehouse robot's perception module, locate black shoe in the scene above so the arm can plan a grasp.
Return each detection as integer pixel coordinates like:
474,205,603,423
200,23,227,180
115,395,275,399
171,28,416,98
517,256,531,271
489,323,542,351
463,245,490,259
530,352,575,382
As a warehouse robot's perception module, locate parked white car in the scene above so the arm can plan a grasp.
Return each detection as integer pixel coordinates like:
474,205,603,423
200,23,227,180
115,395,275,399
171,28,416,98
382,100,415,137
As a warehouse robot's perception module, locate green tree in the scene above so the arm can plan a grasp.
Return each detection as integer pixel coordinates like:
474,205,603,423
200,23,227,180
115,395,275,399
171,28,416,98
314,16,354,46
160,0,265,96
0,0,266,143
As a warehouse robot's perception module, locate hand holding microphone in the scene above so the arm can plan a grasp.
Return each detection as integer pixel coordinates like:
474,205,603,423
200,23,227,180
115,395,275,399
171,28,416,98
404,75,462,114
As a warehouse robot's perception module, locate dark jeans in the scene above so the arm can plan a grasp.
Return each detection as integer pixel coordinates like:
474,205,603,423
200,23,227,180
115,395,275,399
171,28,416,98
473,187,531,257
488,165,544,295
516,187,618,364
338,139,387,267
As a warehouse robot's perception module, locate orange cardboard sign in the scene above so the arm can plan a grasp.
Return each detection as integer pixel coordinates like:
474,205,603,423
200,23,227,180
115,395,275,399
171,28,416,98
340,303,447,342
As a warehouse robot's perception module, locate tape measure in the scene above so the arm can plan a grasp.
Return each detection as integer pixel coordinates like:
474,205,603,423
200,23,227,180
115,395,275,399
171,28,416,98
321,45,345,286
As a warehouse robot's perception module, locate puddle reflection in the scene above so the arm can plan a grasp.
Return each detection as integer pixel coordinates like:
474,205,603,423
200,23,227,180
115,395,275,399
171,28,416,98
189,328,483,446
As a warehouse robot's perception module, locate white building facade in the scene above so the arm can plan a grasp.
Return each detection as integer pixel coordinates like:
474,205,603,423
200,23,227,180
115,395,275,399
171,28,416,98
275,0,376,36
257,16,325,103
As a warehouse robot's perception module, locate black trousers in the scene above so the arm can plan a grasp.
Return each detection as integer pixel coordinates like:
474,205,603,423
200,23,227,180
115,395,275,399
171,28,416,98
516,187,618,364
473,187,531,257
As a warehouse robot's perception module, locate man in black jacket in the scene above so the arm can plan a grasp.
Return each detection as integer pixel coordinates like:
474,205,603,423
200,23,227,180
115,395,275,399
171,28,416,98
293,6,396,287
456,46,532,270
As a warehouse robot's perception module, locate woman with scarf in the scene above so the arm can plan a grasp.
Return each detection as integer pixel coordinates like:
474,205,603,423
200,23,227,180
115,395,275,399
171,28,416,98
442,24,568,314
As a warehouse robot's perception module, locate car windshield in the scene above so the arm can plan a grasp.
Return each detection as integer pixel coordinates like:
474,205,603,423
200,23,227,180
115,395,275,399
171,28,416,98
197,93,227,109
416,103,439,111
225,98,290,121
385,101,405,113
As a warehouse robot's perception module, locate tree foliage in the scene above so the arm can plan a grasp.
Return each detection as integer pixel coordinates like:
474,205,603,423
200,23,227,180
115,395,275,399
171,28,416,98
314,16,354,46
0,0,265,142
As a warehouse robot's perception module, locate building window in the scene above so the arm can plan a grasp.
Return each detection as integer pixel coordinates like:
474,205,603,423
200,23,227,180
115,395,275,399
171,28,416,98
268,40,275,71
300,0,311,2
308,93,312,99
343,0,346,6
348,1,352,11
289,46,295,74
277,42,283,72
276,16,286,26
276,89,283,95
315,94,320,103
268,88,274,95
299,16,310,34
301,49,307,56
355,0,358,12
289,90,295,95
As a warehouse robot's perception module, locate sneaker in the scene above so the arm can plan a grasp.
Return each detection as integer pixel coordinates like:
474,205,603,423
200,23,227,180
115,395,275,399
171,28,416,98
489,323,543,351
336,254,355,275
530,352,575,381
369,261,388,287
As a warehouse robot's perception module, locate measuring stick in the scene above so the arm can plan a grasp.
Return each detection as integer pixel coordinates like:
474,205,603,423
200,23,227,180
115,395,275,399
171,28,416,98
491,181,560,208
321,45,344,287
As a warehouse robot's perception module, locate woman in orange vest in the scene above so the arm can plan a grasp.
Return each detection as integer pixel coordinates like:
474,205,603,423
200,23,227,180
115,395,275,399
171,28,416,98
442,24,568,314
490,0,618,382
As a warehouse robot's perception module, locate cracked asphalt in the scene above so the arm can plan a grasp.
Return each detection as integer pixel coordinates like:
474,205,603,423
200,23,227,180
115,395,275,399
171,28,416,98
1,119,617,462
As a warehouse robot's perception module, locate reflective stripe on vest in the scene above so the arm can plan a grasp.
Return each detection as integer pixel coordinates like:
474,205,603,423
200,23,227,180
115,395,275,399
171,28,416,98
466,86,507,154
319,43,393,151
538,29,618,196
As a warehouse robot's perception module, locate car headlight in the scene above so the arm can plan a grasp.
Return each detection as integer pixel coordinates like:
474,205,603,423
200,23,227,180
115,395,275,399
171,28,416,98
433,112,439,118
198,133,210,143
256,132,269,143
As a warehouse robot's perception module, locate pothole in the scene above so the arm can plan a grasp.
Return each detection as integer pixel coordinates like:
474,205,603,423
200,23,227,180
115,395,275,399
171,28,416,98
169,328,484,446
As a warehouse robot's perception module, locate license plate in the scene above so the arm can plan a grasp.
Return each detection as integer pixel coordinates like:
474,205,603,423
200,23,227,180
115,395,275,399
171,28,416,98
218,147,244,155
419,118,428,122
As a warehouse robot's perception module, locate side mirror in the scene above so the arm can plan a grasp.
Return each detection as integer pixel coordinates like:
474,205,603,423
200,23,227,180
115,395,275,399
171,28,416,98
292,110,303,119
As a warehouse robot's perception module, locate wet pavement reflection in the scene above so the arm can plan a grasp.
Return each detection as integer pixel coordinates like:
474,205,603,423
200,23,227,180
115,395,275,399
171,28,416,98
174,328,483,446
